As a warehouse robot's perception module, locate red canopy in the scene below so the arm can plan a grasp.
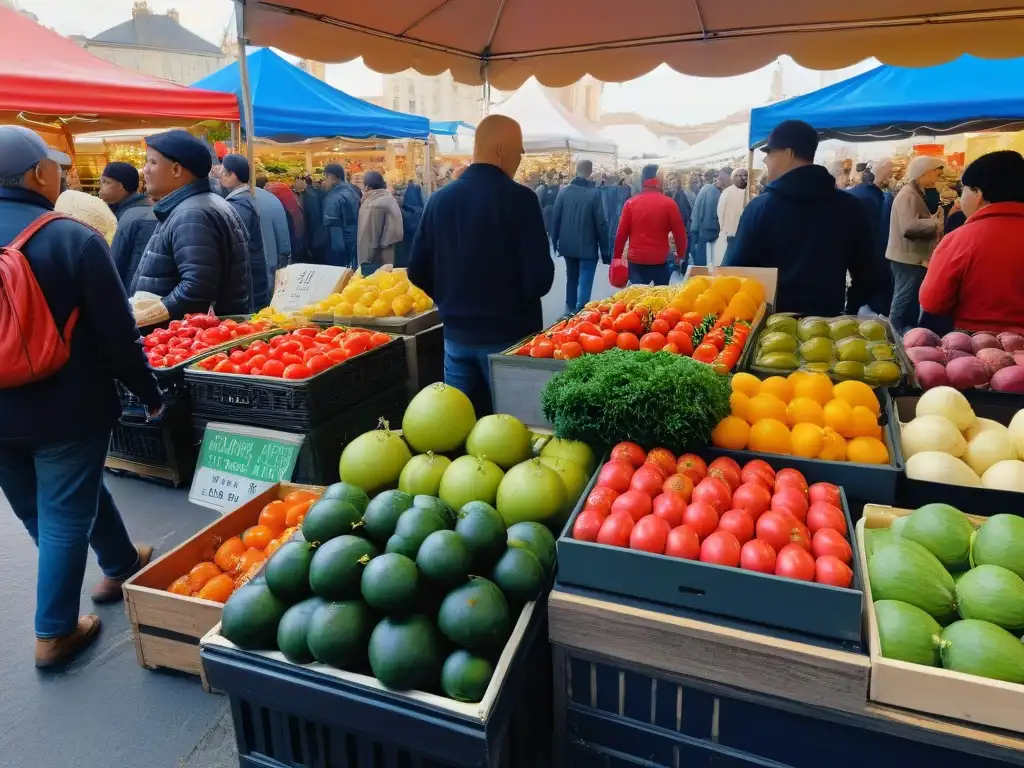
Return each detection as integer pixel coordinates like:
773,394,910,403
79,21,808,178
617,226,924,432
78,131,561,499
0,8,239,132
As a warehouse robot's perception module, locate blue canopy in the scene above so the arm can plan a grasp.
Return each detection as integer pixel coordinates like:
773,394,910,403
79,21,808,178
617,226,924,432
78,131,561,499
193,48,429,142
750,55,1024,149
429,120,475,136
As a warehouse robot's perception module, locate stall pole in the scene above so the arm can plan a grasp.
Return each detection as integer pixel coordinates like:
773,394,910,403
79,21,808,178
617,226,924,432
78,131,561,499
234,0,257,192
745,149,754,204
424,139,432,195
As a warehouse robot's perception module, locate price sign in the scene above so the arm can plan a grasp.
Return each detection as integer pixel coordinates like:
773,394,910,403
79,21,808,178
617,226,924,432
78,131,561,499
189,422,304,513
271,264,351,310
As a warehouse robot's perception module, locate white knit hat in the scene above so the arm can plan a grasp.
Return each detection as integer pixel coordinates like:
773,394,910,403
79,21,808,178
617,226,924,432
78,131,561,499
907,156,944,182
55,190,118,244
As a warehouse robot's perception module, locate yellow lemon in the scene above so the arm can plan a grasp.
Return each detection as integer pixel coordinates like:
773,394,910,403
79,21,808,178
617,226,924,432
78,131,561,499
823,399,856,439
818,428,848,462
747,419,792,455
849,406,882,439
370,298,391,317
739,278,765,305
685,276,711,294
352,303,371,317
760,376,794,403
847,436,889,465
335,301,354,317
730,391,751,422
391,295,414,316
711,416,750,450
726,291,758,322
791,423,825,458
413,297,431,313
792,371,835,406
747,393,789,424
713,275,742,299
731,372,761,398
694,290,726,317
832,380,880,415
787,397,825,427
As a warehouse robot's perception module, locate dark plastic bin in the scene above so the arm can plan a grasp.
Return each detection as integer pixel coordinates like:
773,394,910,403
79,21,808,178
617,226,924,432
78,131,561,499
199,598,553,768
556,468,864,643
186,337,408,431
107,403,196,484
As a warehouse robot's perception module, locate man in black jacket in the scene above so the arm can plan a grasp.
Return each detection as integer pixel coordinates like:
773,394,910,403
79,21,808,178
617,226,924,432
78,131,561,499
846,159,895,314
220,154,270,309
99,162,156,288
323,163,360,268
724,120,880,316
551,159,610,314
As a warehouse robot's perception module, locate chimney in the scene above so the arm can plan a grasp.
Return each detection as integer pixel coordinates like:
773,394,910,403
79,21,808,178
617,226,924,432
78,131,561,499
166,8,179,22
131,1,150,17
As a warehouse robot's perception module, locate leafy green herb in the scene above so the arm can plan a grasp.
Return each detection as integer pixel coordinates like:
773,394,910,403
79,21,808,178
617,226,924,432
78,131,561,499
691,314,716,348
540,349,732,453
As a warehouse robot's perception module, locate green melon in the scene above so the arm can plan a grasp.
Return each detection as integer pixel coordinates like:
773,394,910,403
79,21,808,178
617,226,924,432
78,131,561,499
972,514,1024,580
873,599,942,666
900,504,973,572
940,619,1024,683
955,565,1024,631
868,541,956,624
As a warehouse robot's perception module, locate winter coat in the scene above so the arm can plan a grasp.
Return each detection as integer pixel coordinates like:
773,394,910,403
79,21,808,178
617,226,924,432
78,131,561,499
130,178,253,319
323,182,360,267
300,186,325,263
724,164,879,316
395,183,424,268
613,180,687,266
225,186,271,309
691,183,723,243
846,182,894,312
887,183,940,265
551,176,610,263
108,192,156,289
599,184,630,254
253,186,291,273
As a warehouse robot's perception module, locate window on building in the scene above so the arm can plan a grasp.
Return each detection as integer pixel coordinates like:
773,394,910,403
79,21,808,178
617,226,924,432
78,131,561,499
393,98,400,110
392,83,400,96
409,100,416,113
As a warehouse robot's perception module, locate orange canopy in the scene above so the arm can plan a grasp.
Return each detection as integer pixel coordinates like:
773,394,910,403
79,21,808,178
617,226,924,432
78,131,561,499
0,8,239,133
241,1,1024,90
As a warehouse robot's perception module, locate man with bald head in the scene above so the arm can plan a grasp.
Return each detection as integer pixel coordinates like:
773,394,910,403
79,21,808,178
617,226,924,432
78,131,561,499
408,115,554,415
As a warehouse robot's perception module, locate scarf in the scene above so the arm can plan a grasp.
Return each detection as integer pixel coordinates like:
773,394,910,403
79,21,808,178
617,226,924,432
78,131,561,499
266,181,304,237
357,188,404,265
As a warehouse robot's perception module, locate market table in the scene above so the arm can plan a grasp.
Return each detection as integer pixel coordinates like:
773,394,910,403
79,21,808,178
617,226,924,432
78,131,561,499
548,589,1024,767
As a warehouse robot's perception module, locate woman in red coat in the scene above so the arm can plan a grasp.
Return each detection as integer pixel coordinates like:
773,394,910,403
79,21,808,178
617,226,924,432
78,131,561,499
919,151,1024,335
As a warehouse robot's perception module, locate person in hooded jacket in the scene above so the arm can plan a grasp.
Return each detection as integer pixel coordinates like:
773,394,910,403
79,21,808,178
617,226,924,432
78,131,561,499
220,154,270,309
323,163,360,268
395,181,424,268
845,159,895,314
551,159,610,314
613,164,687,285
724,120,879,316
599,172,630,256
99,162,157,288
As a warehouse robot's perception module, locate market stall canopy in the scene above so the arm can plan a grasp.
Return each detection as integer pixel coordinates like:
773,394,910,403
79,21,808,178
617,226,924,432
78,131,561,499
599,125,662,160
492,78,616,155
429,120,476,136
750,55,1024,147
0,7,238,132
237,1,1024,90
192,48,429,141
673,124,753,167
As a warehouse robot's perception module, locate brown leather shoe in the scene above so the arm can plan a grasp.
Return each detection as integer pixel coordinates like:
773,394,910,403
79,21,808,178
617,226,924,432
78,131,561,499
91,544,155,603
35,615,101,668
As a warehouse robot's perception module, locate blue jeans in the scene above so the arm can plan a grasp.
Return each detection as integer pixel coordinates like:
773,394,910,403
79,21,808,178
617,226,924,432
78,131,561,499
889,261,927,335
628,262,671,286
0,434,140,638
563,258,598,315
444,339,515,417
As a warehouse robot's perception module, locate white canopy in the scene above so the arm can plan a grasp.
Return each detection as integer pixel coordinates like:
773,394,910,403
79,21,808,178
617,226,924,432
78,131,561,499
598,124,661,159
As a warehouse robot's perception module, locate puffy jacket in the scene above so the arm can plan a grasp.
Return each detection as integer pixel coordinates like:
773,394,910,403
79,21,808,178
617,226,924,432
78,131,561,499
919,202,1024,334
551,177,610,263
0,187,161,441
225,186,270,309
613,180,688,265
691,182,722,243
846,182,894,313
724,164,879,316
323,182,360,267
130,178,253,318
254,186,291,273
599,184,630,255
108,192,156,289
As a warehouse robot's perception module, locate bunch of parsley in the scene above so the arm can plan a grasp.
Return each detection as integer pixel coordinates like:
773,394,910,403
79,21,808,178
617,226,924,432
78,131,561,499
540,349,732,453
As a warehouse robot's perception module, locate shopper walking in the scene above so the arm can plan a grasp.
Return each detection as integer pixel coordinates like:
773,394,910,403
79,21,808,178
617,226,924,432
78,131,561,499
846,159,895,314
253,175,292,286
713,168,748,265
691,168,731,266
613,164,687,285
395,181,424,268
323,163,360,268
357,170,404,273
220,154,270,310
551,159,610,314
886,156,945,334
293,175,324,263
599,172,630,256
408,115,554,415
0,126,163,667
99,162,157,288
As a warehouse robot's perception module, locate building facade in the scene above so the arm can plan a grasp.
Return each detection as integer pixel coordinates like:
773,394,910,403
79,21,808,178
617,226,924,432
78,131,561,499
382,70,483,124
545,76,602,123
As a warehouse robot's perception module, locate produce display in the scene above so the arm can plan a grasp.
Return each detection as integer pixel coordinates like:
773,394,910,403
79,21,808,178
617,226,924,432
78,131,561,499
865,505,1024,685
573,445,856,589
899,387,1024,492
303,268,434,319
904,328,1024,393
142,313,274,369
191,325,392,380
710,371,890,464
165,488,322,602
752,313,903,386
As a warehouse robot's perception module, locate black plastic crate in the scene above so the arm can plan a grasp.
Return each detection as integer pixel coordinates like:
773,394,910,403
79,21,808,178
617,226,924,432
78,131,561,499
200,599,553,768
186,337,408,431
117,369,191,416
107,404,197,486
416,324,445,389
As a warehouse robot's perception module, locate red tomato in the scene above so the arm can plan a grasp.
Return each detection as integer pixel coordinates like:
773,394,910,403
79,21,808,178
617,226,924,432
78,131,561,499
691,477,732,514
585,486,620,516
682,502,719,540
576,321,601,337
650,319,670,335
814,555,854,588
610,301,627,319
692,343,718,364
370,332,391,348
674,321,695,336
708,457,741,492
152,344,169,356
811,528,853,563
280,353,304,368
756,511,811,553
630,515,670,554
656,308,682,327
665,330,694,355
248,341,270,356
774,468,809,497
343,335,370,356
597,461,634,493
740,460,776,490
662,342,679,354
661,473,694,502
579,333,605,355
294,326,318,337
629,465,666,498
530,339,555,358
610,442,646,468
325,348,348,364
770,487,809,523
306,354,332,375
717,509,755,545
612,311,643,334
596,512,635,547
616,332,640,351
652,492,687,527
560,341,583,359
229,350,248,364
645,447,676,477
806,502,848,535
740,539,777,574
639,332,666,352
665,525,700,559
149,356,168,368
261,359,286,378
600,328,618,349
730,482,771,521
600,315,614,330
610,490,652,523
676,454,707,484
324,326,345,337
681,312,703,327
808,482,841,507
776,544,816,581
213,360,238,374
700,531,741,567
277,340,302,356
572,509,606,542
283,364,312,379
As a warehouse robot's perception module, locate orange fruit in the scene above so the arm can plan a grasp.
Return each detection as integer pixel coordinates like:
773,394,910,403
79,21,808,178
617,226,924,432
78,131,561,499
285,499,314,528
791,372,835,406
726,291,758,322
235,547,267,575
759,376,794,403
823,399,856,439
747,418,791,455
713,275,742,299
214,536,246,572
746,393,789,425
739,278,765,304
234,561,263,590
711,416,750,450
264,538,284,558
731,372,761,398
694,290,726,317
258,501,290,536
242,524,275,551
730,391,751,421
849,406,882,438
786,397,825,427
186,561,223,593
832,380,880,414
197,573,235,603
818,428,848,462
167,575,192,596
791,423,825,458
284,489,320,504
847,436,889,465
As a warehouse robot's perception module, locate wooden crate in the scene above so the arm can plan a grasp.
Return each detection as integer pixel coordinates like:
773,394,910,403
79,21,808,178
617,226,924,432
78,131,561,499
857,504,1024,734
122,482,324,689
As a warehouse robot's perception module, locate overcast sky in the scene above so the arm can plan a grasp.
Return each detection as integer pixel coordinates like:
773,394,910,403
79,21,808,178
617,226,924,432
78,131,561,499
20,0,877,125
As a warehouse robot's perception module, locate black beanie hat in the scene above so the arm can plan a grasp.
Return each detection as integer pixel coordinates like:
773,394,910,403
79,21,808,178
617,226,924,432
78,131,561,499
961,150,1024,205
145,129,213,179
221,153,251,184
101,161,139,193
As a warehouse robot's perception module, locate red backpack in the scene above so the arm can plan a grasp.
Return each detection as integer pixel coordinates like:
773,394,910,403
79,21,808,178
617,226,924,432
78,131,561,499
0,212,79,388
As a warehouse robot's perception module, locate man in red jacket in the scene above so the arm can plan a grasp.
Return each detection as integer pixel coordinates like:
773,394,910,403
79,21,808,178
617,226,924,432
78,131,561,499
613,164,688,285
